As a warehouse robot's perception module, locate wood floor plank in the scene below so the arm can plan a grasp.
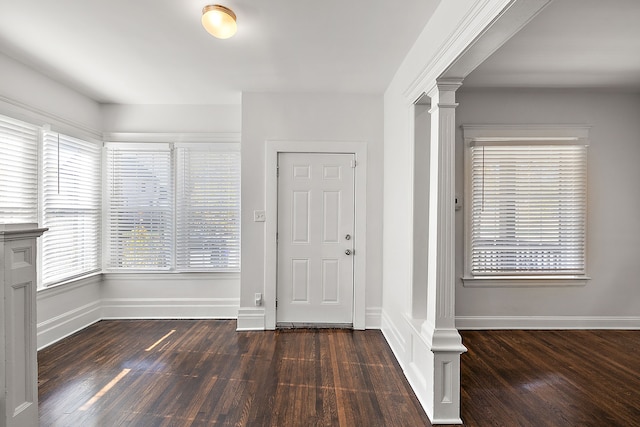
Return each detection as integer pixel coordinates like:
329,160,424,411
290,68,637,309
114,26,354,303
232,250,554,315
460,330,640,427
41,322,639,426
39,320,430,427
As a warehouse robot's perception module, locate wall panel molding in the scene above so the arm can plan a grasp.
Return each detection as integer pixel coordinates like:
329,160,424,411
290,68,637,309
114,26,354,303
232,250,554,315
101,298,240,320
37,301,101,350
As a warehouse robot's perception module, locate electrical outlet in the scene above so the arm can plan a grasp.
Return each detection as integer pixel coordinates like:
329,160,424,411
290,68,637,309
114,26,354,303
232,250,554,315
254,293,263,306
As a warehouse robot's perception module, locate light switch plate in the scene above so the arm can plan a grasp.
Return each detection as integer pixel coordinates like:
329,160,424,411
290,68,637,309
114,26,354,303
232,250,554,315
254,210,266,222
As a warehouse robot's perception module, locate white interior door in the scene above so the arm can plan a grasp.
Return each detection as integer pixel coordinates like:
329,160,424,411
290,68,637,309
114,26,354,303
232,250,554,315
277,152,355,325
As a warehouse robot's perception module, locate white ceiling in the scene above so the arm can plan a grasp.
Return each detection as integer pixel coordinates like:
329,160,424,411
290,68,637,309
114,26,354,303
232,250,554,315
463,0,640,90
0,0,440,105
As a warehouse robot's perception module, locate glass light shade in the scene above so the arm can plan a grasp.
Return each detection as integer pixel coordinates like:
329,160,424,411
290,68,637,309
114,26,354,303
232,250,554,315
202,5,237,39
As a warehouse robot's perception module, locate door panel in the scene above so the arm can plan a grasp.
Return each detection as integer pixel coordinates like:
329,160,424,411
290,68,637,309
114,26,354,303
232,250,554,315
277,153,355,325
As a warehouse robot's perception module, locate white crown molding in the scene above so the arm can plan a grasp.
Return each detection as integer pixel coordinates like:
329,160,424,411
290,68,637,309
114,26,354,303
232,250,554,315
404,0,552,104
0,94,102,140
403,0,515,102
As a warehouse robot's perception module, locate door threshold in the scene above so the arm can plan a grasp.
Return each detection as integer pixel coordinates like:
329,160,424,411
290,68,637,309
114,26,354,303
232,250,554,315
276,322,353,329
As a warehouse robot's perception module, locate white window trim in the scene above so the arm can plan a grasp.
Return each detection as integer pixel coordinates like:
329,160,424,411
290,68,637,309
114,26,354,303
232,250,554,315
102,133,240,274
462,124,591,288
40,129,102,287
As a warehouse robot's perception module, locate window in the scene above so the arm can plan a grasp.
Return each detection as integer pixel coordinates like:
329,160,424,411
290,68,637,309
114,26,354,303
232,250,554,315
175,144,240,271
106,143,173,270
463,125,589,285
41,131,102,285
0,114,38,223
105,142,240,272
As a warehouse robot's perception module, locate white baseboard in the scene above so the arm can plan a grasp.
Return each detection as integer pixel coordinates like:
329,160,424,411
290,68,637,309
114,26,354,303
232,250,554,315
101,298,240,320
236,308,266,330
456,316,640,330
365,306,382,329
37,301,102,350
380,309,407,366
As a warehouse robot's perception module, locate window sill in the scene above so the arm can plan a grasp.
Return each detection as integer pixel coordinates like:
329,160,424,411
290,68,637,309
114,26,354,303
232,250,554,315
101,271,240,281
37,272,102,295
462,275,590,288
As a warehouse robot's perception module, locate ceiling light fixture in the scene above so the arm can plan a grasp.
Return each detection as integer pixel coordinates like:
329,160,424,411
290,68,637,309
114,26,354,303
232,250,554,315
202,5,237,39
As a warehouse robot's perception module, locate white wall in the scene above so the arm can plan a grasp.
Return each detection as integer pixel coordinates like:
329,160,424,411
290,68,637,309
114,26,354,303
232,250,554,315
101,104,241,134
101,273,240,320
100,103,243,322
0,53,106,349
455,89,640,329
239,92,384,329
0,52,101,134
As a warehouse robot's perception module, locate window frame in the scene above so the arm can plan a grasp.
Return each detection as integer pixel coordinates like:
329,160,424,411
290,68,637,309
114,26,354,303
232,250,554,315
175,142,241,272
104,142,174,271
462,124,591,288
40,130,102,287
0,113,39,224
102,133,241,274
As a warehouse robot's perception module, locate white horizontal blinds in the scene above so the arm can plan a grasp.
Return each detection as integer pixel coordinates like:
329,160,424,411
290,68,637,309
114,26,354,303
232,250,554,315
470,143,587,275
107,145,173,269
0,114,39,223
41,132,101,285
175,145,240,271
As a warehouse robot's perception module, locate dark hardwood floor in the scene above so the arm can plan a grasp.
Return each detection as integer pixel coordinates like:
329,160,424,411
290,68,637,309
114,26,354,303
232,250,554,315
38,320,431,426
460,330,640,427
39,322,640,426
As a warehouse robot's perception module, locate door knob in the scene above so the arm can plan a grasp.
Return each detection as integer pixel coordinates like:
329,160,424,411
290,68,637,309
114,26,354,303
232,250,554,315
345,249,352,255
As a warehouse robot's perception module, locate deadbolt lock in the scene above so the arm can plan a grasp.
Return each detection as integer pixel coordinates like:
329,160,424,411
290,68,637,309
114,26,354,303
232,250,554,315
345,234,351,240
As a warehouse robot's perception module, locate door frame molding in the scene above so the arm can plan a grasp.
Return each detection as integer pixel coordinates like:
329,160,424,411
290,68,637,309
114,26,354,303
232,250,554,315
264,140,367,330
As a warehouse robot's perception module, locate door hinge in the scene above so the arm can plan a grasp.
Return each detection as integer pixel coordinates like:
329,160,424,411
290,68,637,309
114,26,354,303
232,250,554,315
276,166,280,177
275,300,278,309
350,160,357,168
276,232,278,242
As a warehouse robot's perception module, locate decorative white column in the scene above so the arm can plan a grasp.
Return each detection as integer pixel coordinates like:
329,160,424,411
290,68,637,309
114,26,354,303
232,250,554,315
422,79,467,424
0,223,47,427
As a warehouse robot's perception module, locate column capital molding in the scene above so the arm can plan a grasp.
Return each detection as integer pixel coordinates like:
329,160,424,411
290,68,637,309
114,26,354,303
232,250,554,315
426,78,464,99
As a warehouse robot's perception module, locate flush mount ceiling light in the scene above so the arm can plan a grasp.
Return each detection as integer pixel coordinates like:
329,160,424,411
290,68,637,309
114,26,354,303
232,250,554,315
202,5,237,39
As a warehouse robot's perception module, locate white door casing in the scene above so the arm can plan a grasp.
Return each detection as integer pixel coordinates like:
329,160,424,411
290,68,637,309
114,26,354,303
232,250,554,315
277,153,355,325
264,140,367,330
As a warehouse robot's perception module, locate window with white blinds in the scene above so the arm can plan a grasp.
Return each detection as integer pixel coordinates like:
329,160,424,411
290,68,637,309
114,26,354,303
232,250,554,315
175,144,240,271
0,114,39,223
41,132,102,285
106,144,173,270
106,142,240,272
467,142,587,276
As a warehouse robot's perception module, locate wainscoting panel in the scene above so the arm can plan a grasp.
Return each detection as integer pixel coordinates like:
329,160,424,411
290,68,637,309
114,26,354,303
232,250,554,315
37,275,102,349
101,297,240,319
